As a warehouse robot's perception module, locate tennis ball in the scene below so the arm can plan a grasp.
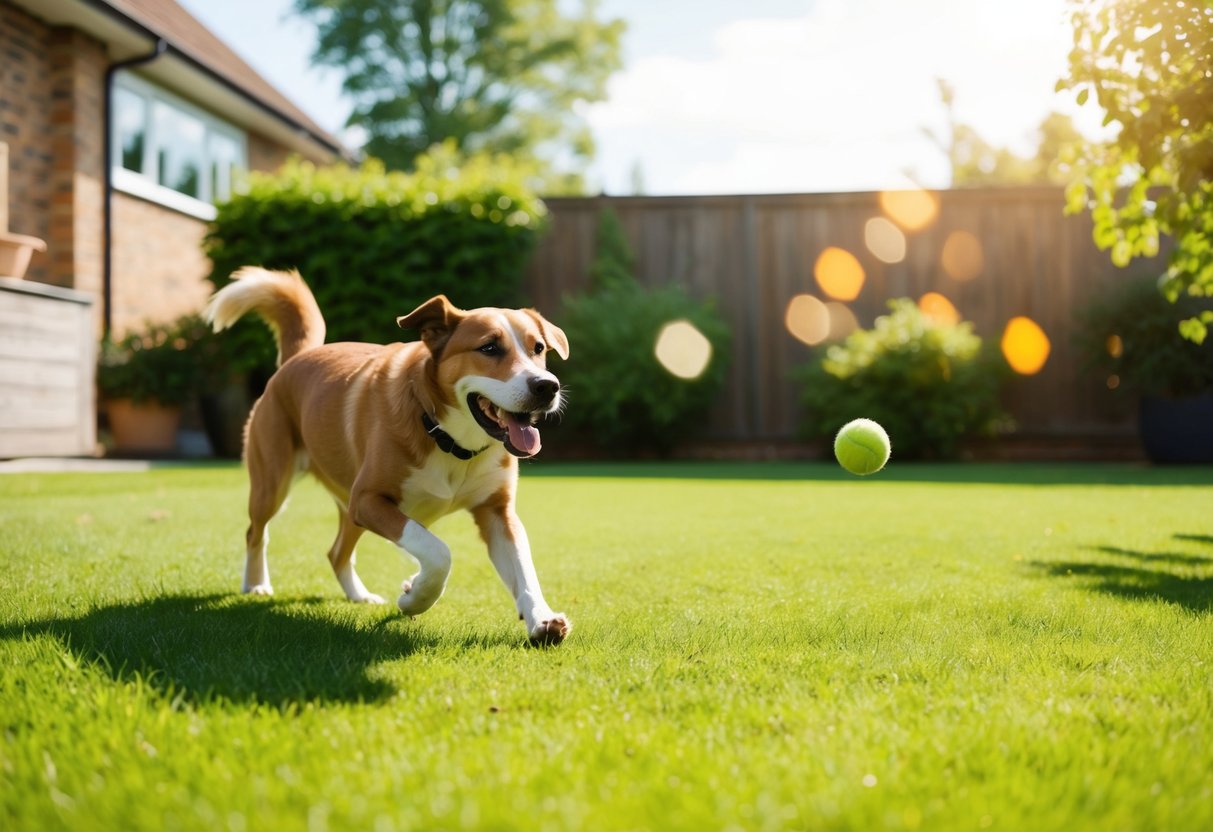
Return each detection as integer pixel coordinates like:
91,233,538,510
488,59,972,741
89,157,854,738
834,418,891,476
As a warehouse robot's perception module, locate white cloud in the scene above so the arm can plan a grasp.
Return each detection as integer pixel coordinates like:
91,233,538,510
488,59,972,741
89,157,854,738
585,0,1099,195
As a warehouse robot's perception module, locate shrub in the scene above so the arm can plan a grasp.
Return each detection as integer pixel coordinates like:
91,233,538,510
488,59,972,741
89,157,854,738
1077,276,1213,398
97,317,202,407
203,142,547,377
796,299,1007,459
557,209,731,454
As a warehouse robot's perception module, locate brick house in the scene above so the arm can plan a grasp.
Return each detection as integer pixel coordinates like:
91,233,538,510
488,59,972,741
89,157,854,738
1,0,345,333
0,0,345,456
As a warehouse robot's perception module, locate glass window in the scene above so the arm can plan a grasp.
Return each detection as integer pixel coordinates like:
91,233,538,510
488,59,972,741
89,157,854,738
114,86,147,173
153,101,206,199
208,131,242,202
111,74,247,210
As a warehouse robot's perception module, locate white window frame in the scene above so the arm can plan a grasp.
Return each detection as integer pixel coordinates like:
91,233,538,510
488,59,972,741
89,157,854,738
111,71,248,221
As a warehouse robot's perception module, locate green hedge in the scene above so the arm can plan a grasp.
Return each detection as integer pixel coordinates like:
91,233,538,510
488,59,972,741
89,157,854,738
203,144,547,376
797,299,1008,459
556,209,732,454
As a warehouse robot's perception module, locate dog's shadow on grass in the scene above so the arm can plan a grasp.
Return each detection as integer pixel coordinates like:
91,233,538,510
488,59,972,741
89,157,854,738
0,593,510,706
1032,533,1213,614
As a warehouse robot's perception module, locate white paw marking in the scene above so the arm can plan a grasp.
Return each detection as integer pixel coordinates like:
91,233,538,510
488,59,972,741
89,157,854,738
245,583,274,596
528,613,570,645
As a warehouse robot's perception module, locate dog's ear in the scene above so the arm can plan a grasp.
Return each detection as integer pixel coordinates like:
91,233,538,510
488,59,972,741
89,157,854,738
540,317,567,358
397,295,464,354
529,310,569,360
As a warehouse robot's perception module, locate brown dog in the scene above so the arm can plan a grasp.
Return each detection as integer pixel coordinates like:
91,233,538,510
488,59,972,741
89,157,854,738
206,267,571,644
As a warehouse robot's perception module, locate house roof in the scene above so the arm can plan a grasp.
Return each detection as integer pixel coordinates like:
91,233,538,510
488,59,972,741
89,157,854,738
100,0,344,155
12,0,347,160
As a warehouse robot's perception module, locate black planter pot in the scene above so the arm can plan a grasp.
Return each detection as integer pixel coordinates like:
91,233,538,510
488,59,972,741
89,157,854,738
1138,393,1213,464
200,383,253,459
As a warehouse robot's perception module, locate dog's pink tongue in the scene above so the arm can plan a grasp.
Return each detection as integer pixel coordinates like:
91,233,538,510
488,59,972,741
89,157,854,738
507,416,541,456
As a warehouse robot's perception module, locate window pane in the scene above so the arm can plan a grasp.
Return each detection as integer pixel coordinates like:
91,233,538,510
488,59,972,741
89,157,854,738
208,132,242,202
153,102,206,198
114,87,147,173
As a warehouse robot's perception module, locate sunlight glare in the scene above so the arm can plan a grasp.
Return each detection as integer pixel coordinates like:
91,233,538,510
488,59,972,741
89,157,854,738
918,292,960,327
785,294,830,346
878,189,939,231
1001,316,1051,375
864,217,906,264
826,302,859,341
654,319,712,380
941,231,985,281
814,246,865,301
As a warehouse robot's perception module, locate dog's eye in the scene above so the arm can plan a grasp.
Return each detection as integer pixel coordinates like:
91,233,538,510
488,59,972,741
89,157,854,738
478,342,504,357
534,342,545,355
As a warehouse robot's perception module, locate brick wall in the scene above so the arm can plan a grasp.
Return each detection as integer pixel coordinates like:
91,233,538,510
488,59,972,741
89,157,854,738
110,193,211,331
47,27,107,297
1,1,328,336
248,130,292,175
0,2,54,284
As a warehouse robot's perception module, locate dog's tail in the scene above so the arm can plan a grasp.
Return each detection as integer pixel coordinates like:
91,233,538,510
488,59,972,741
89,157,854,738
205,267,326,366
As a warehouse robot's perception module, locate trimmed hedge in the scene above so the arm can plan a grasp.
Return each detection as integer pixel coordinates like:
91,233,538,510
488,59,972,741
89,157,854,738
203,144,547,376
797,299,1008,459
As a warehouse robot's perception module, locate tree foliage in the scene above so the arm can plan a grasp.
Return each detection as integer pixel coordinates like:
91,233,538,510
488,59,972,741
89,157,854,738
1060,0,1213,342
293,0,624,193
926,79,1083,186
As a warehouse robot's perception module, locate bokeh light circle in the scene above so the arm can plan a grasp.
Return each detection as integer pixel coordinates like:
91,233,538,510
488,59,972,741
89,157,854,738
864,217,906,264
1001,316,1051,375
918,292,960,327
814,246,866,301
654,320,712,380
941,231,985,281
879,189,939,231
785,294,830,346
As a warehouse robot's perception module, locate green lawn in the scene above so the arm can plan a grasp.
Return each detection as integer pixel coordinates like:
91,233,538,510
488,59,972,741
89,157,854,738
2,461,1211,831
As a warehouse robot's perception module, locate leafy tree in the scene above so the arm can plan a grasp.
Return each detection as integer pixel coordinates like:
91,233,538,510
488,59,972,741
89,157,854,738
1059,0,1213,342
293,0,624,193
925,79,1082,186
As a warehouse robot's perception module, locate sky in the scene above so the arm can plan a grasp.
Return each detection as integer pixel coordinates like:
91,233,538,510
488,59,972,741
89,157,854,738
178,0,1099,196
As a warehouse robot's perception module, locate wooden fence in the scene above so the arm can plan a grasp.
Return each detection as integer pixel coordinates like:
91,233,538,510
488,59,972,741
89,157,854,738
523,188,1169,450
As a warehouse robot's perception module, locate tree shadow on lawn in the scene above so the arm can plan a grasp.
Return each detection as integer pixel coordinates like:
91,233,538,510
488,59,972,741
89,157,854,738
0,593,511,707
1032,533,1213,613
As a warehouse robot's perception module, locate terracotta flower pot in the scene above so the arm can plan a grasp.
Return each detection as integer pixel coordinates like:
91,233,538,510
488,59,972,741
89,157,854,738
0,231,48,279
106,398,182,454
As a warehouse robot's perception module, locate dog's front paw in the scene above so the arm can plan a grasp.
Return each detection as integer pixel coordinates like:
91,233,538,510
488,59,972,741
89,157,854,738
396,579,442,617
244,583,274,596
352,592,386,605
528,614,570,646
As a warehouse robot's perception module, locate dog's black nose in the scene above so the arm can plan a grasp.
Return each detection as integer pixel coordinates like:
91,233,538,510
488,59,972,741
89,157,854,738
528,377,560,402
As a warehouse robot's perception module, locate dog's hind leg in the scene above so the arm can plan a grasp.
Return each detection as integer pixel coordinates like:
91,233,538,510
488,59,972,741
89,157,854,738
242,405,295,596
328,503,385,604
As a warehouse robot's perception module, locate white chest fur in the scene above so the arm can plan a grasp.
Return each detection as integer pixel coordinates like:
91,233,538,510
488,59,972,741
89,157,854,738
400,448,512,527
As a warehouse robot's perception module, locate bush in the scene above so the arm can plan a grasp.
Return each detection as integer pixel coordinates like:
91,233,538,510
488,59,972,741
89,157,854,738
203,143,547,377
97,317,202,407
1077,276,1213,398
797,299,1007,459
557,209,731,454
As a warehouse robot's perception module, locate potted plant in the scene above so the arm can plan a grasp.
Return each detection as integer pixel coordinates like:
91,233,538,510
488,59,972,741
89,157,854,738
1077,277,1213,463
171,314,258,458
97,317,201,454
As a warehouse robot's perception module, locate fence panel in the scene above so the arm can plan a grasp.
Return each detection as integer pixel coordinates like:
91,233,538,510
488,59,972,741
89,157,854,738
524,189,1167,445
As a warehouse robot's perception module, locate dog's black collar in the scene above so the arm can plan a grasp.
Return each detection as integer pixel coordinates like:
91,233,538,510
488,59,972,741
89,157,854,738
422,412,487,460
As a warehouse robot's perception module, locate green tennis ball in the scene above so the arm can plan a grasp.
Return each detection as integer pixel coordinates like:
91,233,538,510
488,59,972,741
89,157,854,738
834,418,891,476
